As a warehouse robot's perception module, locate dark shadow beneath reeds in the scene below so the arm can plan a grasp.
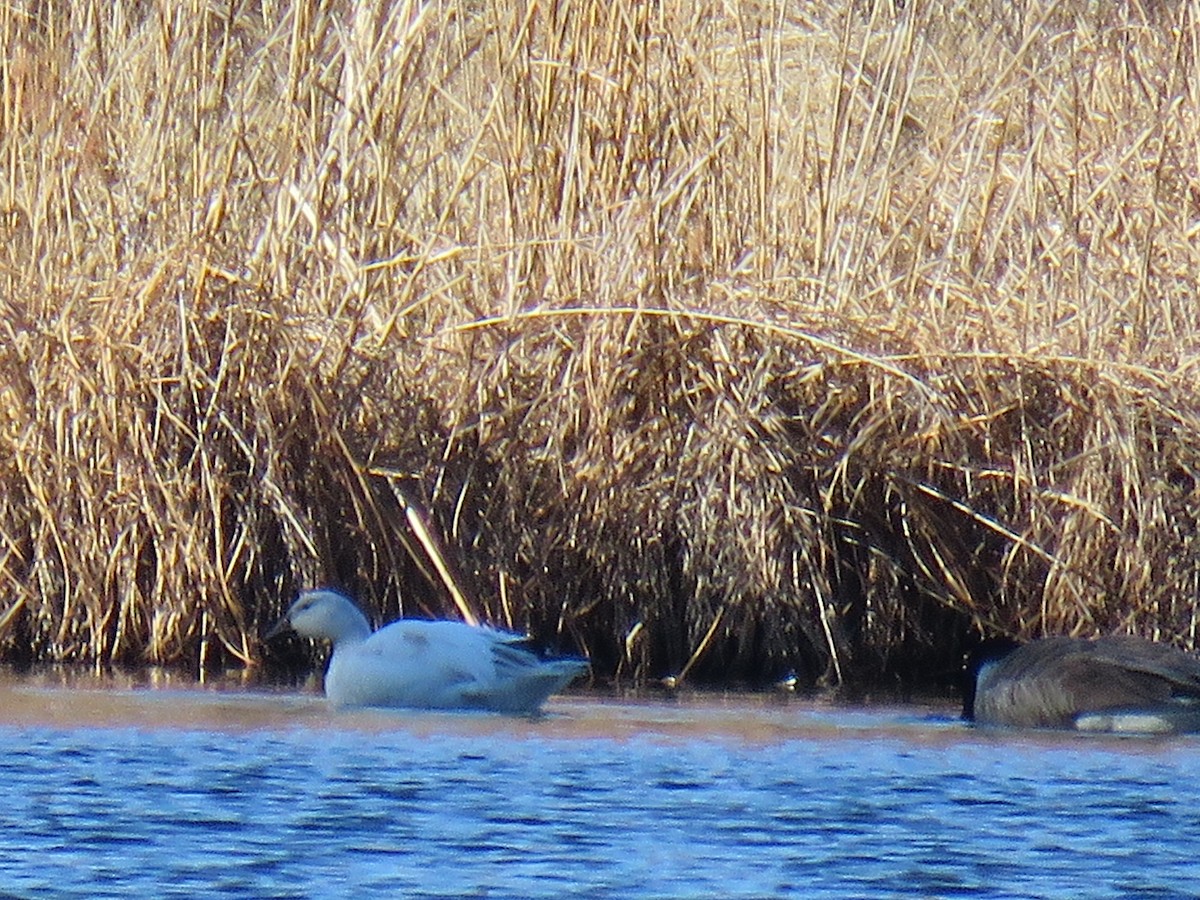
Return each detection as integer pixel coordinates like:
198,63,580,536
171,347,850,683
2,0,1199,691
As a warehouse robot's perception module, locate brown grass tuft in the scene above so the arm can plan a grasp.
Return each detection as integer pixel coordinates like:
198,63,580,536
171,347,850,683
2,0,1199,688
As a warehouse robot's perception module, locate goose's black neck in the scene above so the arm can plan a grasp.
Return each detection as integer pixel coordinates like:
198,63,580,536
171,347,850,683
962,637,1022,721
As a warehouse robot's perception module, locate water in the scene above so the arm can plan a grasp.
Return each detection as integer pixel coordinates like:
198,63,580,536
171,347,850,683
1,677,1198,899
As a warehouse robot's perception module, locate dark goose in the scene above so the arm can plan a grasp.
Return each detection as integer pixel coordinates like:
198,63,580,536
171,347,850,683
963,635,1200,733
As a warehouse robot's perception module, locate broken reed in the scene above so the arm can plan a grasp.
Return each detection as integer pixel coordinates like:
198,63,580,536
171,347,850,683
1,0,1198,687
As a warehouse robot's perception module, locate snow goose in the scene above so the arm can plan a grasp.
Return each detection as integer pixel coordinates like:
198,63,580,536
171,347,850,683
267,588,588,714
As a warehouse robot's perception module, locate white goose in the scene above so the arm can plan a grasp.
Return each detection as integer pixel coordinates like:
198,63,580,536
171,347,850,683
267,588,589,714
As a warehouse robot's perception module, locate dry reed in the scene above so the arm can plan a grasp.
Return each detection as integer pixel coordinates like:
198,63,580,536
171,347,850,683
1,0,1199,689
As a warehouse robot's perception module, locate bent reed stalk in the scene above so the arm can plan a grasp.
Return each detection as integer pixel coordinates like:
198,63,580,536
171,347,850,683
1,0,1199,688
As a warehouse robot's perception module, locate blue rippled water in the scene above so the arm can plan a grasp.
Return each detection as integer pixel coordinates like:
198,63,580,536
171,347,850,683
0,685,1198,898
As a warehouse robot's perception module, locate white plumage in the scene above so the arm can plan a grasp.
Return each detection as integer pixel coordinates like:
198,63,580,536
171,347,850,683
269,588,588,714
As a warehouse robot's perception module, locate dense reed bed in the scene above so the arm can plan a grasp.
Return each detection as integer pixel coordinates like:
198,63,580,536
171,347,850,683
2,0,1199,689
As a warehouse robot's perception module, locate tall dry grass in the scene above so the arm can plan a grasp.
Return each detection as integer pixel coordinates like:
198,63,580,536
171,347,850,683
1,0,1199,687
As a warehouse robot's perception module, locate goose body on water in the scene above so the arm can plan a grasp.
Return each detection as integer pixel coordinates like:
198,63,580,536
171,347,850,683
268,589,589,714
963,635,1200,734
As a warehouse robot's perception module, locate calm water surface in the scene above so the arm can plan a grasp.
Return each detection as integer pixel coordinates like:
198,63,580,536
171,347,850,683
1,676,1198,898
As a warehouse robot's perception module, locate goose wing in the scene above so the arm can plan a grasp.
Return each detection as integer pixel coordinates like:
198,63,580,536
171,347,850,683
329,618,584,712
485,631,557,676
363,619,509,683
1080,636,1200,700
323,620,507,708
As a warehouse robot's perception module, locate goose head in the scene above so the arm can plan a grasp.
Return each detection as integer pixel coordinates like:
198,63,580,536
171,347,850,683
266,588,373,646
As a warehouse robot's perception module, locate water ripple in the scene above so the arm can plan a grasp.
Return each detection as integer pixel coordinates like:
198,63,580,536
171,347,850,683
1,690,1199,897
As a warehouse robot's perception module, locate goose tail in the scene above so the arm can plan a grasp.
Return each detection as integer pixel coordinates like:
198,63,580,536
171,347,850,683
474,653,589,714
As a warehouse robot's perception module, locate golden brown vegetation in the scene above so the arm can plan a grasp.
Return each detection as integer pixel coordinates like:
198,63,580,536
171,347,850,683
2,0,1199,688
